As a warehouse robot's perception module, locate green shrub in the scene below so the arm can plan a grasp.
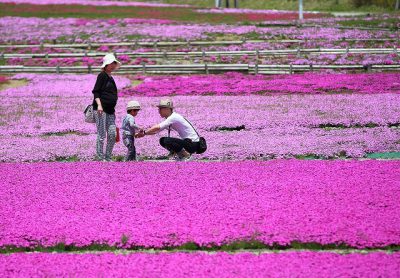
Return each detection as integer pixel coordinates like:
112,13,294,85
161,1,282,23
351,0,396,7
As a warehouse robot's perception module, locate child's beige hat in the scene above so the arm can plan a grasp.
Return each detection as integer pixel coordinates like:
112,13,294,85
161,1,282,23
127,100,141,110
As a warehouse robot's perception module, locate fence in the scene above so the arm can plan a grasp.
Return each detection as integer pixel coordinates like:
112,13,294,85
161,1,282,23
1,63,399,75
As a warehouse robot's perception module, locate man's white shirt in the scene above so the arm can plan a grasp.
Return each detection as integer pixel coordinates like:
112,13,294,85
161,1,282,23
159,112,200,142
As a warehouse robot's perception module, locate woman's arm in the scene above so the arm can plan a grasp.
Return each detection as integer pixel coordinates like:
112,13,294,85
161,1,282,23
92,73,106,114
94,98,103,114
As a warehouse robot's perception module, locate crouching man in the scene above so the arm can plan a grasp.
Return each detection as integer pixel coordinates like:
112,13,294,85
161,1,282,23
136,99,200,161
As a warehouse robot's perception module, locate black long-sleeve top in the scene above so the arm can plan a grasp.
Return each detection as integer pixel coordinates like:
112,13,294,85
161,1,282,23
92,71,118,114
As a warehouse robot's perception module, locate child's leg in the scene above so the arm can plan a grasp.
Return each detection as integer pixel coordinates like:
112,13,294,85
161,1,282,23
127,145,136,161
127,136,136,161
124,136,136,161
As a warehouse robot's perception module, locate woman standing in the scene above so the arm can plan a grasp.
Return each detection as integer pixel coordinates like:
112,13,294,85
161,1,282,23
92,53,121,161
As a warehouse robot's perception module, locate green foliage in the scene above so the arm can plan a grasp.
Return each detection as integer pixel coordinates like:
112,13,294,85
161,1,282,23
365,152,400,159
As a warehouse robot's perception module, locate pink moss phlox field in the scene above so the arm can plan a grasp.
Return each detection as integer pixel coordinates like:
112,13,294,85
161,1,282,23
0,0,191,7
0,73,399,161
4,73,131,97
195,8,318,14
0,16,396,43
1,252,399,277
1,160,399,248
121,72,400,97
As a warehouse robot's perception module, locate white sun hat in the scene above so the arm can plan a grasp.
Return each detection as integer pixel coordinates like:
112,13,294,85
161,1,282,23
127,100,141,110
101,53,121,69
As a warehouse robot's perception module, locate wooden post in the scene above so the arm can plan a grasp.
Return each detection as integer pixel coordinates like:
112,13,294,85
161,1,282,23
142,63,146,74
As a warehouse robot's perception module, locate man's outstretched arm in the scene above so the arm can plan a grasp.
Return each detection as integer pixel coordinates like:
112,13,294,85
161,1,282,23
137,117,171,138
144,124,161,136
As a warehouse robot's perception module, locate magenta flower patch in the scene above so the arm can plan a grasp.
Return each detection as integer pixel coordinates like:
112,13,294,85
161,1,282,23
1,252,399,277
121,72,400,97
0,160,399,249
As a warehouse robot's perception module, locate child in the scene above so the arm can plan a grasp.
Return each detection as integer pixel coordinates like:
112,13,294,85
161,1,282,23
121,100,142,161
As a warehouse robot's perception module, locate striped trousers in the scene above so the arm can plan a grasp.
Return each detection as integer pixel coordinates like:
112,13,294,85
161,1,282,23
94,111,116,161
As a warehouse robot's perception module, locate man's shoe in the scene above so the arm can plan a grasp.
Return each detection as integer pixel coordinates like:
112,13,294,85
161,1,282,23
167,152,176,160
